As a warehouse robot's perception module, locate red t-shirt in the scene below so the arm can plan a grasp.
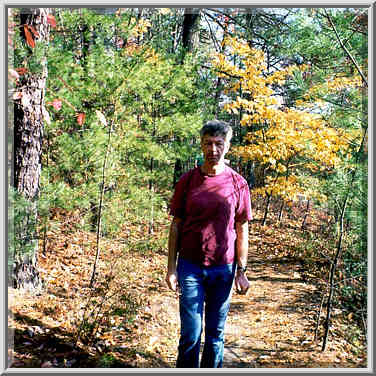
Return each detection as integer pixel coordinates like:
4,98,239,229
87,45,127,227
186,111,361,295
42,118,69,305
169,166,252,266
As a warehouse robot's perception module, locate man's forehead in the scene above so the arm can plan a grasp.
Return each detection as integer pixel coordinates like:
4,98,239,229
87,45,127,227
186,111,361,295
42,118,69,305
201,135,227,142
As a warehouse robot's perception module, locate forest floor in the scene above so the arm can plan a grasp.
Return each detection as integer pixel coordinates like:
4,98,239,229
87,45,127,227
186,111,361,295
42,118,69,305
8,204,367,369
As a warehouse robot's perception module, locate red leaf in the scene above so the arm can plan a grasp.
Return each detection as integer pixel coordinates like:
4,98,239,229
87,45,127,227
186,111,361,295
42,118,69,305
15,67,28,75
50,99,62,111
23,25,35,48
47,15,57,28
76,113,85,126
28,25,39,38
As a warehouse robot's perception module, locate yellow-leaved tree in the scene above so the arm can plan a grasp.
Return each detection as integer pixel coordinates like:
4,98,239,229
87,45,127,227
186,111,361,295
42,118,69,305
211,36,353,224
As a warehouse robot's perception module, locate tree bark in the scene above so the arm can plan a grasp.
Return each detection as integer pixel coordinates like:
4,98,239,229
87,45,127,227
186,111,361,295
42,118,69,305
262,193,271,226
321,126,367,351
173,158,183,187
173,8,201,186
181,8,200,55
278,200,284,222
301,199,311,230
321,197,347,351
12,8,51,290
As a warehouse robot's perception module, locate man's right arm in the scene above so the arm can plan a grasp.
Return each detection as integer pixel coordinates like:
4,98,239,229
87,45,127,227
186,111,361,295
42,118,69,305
166,216,182,291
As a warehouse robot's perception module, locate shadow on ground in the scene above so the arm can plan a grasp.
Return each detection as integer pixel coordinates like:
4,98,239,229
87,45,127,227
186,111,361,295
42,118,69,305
9,311,171,368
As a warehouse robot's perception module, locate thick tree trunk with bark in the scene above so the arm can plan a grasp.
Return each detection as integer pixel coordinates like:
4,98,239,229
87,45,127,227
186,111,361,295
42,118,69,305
12,8,51,290
173,8,201,185
181,8,200,54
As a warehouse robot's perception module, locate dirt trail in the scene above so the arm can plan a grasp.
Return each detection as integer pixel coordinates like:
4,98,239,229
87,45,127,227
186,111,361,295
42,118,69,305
8,214,367,369
223,248,318,368
221,248,362,368
148,245,364,368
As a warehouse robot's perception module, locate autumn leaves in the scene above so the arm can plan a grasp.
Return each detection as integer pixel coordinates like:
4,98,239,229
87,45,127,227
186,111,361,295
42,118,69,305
22,13,56,48
212,36,356,204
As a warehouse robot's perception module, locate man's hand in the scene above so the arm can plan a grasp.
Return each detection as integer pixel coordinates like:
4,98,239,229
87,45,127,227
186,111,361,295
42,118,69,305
166,271,178,292
234,271,250,295
234,221,249,295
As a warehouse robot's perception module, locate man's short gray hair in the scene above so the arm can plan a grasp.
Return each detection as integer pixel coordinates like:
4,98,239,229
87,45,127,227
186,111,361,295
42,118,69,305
200,120,233,141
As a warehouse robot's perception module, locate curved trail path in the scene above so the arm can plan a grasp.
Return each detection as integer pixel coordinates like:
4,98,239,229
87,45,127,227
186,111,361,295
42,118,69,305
223,247,320,368
152,246,362,368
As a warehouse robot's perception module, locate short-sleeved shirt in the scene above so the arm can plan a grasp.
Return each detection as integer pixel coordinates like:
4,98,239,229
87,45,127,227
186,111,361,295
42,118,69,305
170,166,252,266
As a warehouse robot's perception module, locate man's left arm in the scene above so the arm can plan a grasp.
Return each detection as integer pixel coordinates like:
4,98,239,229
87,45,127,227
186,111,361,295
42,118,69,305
234,220,250,295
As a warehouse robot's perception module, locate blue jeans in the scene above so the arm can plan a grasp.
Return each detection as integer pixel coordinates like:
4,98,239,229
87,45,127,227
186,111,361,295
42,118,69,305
176,258,236,368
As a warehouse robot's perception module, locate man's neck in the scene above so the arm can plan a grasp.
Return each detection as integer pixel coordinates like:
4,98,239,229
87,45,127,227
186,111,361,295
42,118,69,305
201,161,225,176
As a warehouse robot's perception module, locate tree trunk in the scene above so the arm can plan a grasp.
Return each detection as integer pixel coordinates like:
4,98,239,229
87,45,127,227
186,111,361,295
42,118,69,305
321,128,367,351
181,8,200,55
173,8,201,179
148,104,158,234
301,199,311,230
278,200,285,222
173,158,183,187
322,197,347,351
12,8,51,290
262,194,271,226
90,121,113,288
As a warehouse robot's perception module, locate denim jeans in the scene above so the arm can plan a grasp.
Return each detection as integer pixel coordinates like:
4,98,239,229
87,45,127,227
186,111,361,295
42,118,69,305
176,258,236,368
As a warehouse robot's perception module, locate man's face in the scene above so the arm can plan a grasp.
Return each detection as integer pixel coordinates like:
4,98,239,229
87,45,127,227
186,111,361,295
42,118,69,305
201,134,230,165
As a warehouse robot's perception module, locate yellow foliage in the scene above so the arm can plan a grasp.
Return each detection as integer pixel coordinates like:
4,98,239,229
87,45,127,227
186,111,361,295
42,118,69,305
296,73,364,110
130,19,151,37
212,36,356,203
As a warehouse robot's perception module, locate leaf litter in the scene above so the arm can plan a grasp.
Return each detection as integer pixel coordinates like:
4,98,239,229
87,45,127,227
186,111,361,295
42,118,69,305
9,204,367,368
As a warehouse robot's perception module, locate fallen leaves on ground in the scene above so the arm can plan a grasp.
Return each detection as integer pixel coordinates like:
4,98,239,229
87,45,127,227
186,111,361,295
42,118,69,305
8,204,367,368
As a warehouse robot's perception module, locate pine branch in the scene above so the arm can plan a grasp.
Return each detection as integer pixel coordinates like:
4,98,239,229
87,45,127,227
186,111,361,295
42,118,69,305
323,10,368,87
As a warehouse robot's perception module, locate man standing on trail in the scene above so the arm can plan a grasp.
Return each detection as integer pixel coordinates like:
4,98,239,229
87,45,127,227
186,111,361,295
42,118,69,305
166,120,252,368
